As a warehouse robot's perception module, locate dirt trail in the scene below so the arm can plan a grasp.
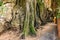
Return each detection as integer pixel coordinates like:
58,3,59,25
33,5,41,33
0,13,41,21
0,30,20,40
0,23,57,40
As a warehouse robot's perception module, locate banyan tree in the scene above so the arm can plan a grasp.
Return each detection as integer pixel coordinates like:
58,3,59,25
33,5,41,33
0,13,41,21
0,0,57,38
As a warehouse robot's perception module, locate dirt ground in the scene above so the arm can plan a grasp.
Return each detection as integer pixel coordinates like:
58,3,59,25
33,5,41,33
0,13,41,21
0,23,57,40
0,28,41,40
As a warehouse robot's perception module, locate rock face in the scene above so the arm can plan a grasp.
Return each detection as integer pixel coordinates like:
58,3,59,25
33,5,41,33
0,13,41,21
0,0,25,32
11,5,25,31
0,18,5,32
3,3,15,22
0,2,15,32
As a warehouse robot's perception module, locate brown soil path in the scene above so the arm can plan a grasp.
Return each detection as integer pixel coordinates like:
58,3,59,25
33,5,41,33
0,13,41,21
0,23,57,40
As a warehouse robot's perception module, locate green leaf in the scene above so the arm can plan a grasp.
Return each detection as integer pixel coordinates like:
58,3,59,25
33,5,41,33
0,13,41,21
0,1,3,6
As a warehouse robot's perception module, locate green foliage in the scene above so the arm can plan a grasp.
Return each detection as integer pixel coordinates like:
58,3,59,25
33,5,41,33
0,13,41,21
57,13,60,18
0,5,7,17
56,0,60,18
0,1,3,6
0,0,7,16
56,0,60,6
57,7,60,18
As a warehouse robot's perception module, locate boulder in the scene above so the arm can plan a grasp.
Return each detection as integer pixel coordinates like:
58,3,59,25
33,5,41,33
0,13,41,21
0,3,15,32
